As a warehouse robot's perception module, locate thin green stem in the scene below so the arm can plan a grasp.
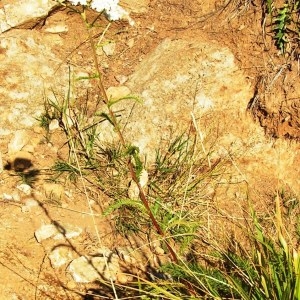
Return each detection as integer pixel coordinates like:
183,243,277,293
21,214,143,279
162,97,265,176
84,14,178,263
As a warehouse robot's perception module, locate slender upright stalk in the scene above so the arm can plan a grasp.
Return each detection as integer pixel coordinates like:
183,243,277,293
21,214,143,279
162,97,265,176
84,14,178,263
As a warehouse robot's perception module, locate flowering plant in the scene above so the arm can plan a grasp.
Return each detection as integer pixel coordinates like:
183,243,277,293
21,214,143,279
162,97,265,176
60,0,134,24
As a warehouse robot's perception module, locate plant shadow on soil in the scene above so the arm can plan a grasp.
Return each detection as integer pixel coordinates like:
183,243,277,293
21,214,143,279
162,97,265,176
4,156,40,187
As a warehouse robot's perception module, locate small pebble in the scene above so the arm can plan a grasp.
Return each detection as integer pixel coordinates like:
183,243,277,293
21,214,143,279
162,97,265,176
102,41,116,56
126,38,134,48
117,273,128,284
16,184,32,195
115,75,128,84
2,193,13,201
49,119,59,131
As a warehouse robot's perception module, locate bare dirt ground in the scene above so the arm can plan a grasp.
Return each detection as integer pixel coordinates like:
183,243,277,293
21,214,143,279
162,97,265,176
0,0,299,299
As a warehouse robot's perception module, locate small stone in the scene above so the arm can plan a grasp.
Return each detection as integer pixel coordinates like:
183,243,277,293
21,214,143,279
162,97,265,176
36,224,79,242
93,246,112,257
44,23,68,34
102,41,116,56
3,0,59,30
64,190,72,198
66,281,77,290
106,86,131,100
49,246,74,268
0,8,11,33
102,61,109,69
115,74,128,85
16,183,32,195
21,205,30,213
8,130,30,154
117,272,128,284
49,119,59,131
126,38,134,48
24,198,39,207
128,180,139,199
88,199,96,206
2,193,13,201
62,108,74,128
53,223,83,240
67,255,120,283
128,169,148,199
139,169,148,188
35,224,58,243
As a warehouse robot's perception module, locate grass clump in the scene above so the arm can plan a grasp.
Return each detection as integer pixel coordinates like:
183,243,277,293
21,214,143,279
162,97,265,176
154,197,300,299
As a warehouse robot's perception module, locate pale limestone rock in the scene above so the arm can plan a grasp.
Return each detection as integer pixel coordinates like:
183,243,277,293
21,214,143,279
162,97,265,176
0,9,11,32
49,119,60,131
44,22,68,34
139,169,148,187
96,38,253,163
35,223,82,243
66,281,76,290
35,224,58,243
53,223,83,240
116,272,129,284
2,191,21,202
23,198,39,207
21,198,39,213
8,130,30,154
128,181,139,199
128,169,148,199
115,74,128,84
0,30,69,134
102,41,116,56
49,246,74,268
16,183,32,195
126,38,134,48
2,193,13,201
67,255,120,283
3,0,59,31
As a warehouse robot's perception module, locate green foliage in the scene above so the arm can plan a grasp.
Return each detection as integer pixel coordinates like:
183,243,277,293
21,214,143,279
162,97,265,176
16,169,40,187
264,0,300,54
103,198,150,234
126,145,144,179
52,160,81,181
274,4,291,53
156,206,300,299
220,210,300,300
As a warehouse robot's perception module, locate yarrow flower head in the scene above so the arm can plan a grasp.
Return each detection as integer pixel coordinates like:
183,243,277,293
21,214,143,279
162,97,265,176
64,0,134,25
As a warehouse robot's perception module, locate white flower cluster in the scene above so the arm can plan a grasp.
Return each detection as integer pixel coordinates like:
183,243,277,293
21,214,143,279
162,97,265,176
67,0,134,24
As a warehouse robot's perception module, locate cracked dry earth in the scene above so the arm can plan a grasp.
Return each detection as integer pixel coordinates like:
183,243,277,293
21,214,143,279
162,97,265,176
0,0,299,299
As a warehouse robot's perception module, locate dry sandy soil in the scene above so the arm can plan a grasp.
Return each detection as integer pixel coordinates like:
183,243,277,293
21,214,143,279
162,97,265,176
0,0,299,299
